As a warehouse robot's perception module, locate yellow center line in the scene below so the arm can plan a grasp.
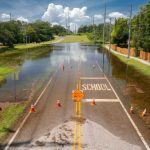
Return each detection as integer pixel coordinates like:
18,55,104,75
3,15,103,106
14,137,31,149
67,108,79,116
73,101,82,150
78,102,81,150
73,102,77,150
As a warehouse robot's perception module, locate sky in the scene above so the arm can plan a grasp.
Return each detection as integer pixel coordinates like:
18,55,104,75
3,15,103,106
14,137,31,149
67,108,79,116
0,0,148,30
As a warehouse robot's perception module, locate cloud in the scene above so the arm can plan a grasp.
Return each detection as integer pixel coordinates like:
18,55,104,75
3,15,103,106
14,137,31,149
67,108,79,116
42,3,90,31
93,14,104,24
108,12,127,19
42,3,64,23
0,13,10,21
17,16,29,22
1,13,10,19
94,14,103,20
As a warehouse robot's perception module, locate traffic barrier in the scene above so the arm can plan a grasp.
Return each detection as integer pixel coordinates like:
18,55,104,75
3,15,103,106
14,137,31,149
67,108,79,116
29,104,36,113
130,106,134,114
57,100,61,107
141,108,146,117
91,99,96,106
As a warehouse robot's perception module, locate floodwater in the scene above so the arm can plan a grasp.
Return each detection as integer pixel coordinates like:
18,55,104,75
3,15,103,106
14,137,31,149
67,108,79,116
0,43,150,123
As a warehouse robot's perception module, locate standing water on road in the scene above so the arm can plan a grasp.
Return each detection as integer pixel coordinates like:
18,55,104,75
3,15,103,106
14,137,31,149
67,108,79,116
0,43,150,127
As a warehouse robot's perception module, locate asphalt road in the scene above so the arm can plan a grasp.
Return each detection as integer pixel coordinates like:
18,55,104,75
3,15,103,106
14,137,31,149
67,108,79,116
2,43,149,150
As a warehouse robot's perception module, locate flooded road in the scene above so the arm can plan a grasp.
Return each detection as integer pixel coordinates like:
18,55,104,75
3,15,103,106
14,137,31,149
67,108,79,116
0,42,150,124
1,43,150,150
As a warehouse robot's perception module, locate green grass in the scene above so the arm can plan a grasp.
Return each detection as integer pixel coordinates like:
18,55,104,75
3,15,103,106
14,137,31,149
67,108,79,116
0,104,25,141
15,36,60,49
0,45,6,49
0,76,5,82
0,67,16,75
61,35,91,43
112,52,150,78
0,67,16,82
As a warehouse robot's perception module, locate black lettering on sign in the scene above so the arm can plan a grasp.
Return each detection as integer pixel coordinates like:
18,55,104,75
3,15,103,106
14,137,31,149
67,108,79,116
82,84,111,91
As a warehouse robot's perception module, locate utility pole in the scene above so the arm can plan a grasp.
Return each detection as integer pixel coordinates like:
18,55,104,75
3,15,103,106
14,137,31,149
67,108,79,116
103,0,106,46
109,18,112,51
75,24,77,34
127,4,132,58
65,13,68,35
10,13,11,21
102,0,106,72
67,10,69,34
93,16,96,42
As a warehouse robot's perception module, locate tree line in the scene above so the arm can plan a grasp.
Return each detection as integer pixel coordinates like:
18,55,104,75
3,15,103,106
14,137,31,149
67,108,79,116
0,20,67,47
78,24,110,43
78,1,150,52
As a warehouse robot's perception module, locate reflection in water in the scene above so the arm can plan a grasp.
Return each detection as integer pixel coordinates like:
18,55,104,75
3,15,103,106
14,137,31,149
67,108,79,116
97,48,150,127
0,43,150,126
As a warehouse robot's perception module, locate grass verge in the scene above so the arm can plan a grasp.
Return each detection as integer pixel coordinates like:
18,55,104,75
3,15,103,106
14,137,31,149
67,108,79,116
15,36,60,49
105,47,150,78
0,103,25,141
0,67,16,82
61,35,91,43
114,54,150,77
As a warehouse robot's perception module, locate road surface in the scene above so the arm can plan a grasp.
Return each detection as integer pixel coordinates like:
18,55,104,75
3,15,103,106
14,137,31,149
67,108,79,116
2,43,149,150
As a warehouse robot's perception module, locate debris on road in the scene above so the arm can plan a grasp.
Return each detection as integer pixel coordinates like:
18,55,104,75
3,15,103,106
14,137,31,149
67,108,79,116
17,119,142,150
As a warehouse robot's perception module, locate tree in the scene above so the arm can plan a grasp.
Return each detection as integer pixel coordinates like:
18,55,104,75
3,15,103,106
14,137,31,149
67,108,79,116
0,21,22,47
26,25,36,43
78,24,110,42
111,18,128,47
52,25,67,36
138,2,150,52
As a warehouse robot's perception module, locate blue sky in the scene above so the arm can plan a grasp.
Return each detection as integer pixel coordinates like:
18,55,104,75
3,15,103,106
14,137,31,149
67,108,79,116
0,0,148,29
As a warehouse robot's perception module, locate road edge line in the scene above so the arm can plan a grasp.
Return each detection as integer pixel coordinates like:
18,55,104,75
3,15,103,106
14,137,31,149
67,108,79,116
4,69,59,150
96,60,150,150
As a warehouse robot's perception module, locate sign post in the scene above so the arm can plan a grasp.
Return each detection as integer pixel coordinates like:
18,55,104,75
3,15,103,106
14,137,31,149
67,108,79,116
72,83,84,116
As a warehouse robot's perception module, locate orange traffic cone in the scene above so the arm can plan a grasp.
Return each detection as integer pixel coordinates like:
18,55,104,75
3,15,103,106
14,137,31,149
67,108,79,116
29,104,36,113
91,99,96,106
130,106,134,114
141,108,146,117
57,100,61,107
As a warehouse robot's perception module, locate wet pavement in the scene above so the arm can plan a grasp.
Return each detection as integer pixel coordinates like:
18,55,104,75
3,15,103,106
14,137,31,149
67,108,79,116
0,43,150,150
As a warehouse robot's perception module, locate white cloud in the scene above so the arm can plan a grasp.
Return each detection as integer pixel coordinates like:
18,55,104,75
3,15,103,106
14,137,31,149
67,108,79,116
1,13,10,19
42,3,90,31
94,14,103,20
17,16,29,22
1,13,10,21
93,14,104,24
108,12,127,19
41,3,128,30
42,3,64,23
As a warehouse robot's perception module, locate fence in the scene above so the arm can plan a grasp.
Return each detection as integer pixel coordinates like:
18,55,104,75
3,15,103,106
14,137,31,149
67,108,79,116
110,44,150,62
